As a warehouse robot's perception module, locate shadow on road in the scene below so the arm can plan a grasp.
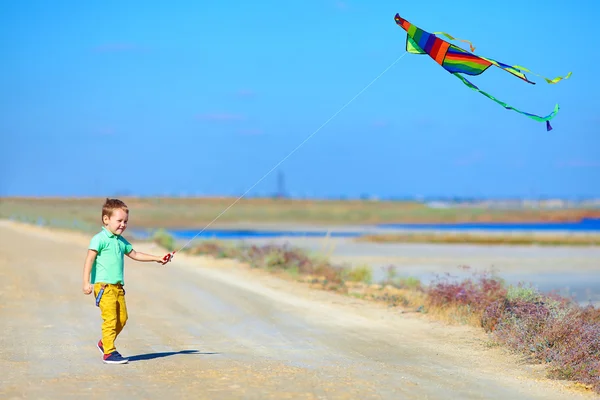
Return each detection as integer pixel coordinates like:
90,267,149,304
128,349,220,362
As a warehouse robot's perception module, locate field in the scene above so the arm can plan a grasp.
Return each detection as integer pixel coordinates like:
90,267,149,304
1,196,599,229
2,196,599,247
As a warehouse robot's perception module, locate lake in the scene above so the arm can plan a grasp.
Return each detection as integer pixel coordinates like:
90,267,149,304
132,218,600,241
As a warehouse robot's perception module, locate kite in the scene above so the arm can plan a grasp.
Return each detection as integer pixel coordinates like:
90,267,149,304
394,13,571,131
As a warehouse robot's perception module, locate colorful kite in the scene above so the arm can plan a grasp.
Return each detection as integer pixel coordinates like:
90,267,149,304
394,13,571,130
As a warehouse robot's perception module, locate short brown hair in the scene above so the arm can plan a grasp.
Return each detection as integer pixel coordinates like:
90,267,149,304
102,198,129,221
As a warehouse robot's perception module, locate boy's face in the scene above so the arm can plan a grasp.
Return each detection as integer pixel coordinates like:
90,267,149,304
103,208,129,236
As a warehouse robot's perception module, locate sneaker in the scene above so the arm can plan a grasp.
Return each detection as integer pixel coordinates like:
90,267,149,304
102,351,129,364
97,340,104,354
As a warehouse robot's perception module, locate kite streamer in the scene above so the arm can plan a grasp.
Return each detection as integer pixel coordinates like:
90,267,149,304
394,13,571,130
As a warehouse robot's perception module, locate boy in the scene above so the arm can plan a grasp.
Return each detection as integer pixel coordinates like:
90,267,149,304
82,198,173,364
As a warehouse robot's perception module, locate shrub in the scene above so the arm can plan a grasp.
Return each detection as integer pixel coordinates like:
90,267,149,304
151,229,175,252
343,264,373,284
486,295,600,391
427,270,507,315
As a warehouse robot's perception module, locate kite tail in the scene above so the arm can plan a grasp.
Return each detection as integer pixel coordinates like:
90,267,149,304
512,66,572,84
453,74,559,131
480,56,572,85
433,31,476,52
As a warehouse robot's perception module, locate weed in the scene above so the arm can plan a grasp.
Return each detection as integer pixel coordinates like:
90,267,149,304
343,264,373,284
426,269,507,315
396,276,422,290
506,284,542,303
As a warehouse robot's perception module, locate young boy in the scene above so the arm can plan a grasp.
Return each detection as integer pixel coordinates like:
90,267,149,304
82,198,173,364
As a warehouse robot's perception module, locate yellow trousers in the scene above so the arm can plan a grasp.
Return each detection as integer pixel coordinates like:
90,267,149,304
94,283,128,354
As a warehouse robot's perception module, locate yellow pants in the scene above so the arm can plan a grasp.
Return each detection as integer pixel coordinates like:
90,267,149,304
94,283,128,354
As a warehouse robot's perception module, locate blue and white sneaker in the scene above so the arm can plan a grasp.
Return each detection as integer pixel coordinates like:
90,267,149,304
102,351,129,364
97,340,104,354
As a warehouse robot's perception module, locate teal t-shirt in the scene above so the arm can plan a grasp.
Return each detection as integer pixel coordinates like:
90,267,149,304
88,226,133,285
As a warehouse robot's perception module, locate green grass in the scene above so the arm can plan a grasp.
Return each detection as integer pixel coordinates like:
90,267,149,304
341,264,373,284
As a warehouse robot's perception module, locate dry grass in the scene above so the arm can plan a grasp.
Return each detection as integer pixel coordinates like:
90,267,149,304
422,303,485,326
1,196,599,229
357,232,600,246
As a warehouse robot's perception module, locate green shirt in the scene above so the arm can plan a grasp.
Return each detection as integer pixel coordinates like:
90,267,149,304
88,226,133,285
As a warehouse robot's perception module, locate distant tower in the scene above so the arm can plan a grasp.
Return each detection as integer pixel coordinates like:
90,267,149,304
277,170,286,198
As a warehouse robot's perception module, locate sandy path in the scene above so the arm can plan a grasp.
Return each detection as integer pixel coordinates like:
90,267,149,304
0,221,595,400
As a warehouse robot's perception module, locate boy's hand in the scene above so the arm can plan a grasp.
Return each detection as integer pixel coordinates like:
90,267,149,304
83,282,93,295
158,252,174,265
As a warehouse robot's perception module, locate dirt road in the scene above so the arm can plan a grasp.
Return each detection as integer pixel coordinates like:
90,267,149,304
0,221,595,399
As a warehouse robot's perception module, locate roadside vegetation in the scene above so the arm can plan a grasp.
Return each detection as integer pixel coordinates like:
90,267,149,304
172,236,599,394
356,232,600,246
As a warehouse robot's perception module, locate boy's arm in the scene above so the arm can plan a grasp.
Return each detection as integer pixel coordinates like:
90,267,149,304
126,249,170,265
82,249,97,295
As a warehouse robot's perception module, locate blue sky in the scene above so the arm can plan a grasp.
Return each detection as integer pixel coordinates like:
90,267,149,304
1,0,599,199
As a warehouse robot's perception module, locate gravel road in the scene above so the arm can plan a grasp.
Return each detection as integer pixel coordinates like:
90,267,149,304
0,221,595,399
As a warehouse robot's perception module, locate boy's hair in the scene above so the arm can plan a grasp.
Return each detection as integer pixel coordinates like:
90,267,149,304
102,198,129,222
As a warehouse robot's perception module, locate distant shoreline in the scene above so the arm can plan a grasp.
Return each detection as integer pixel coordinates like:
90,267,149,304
130,217,600,243
2,197,599,240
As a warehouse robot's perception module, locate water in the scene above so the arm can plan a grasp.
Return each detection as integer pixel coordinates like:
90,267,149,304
137,228,362,240
133,218,600,241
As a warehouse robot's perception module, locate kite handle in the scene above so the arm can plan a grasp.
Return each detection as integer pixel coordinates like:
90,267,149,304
162,251,175,264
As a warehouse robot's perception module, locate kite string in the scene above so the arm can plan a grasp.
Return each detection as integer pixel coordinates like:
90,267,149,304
173,51,409,254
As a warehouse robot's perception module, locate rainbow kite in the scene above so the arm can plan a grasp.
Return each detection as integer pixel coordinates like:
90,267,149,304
394,13,571,131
